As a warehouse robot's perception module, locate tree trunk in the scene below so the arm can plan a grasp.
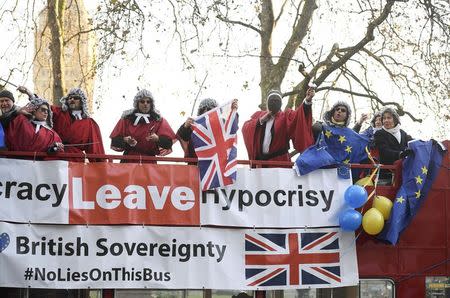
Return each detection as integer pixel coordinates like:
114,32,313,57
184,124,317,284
47,0,66,103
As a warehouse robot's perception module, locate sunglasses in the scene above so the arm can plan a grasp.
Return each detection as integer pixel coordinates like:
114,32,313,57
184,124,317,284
139,100,151,104
69,96,82,101
335,107,347,113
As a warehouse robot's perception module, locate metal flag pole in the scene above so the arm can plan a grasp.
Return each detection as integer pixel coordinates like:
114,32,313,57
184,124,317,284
190,72,209,117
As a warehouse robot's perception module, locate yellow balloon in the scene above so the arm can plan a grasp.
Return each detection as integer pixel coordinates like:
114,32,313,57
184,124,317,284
355,176,374,187
372,195,393,220
362,208,384,235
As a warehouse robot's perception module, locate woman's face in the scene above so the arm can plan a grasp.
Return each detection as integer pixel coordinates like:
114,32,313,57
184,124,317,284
374,116,382,128
382,113,395,129
138,97,152,114
34,104,49,121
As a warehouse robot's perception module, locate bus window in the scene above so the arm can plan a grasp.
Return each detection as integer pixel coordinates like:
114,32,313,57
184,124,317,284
211,290,254,298
359,279,394,298
115,290,187,298
266,287,358,298
265,280,395,298
0,289,101,298
426,276,450,298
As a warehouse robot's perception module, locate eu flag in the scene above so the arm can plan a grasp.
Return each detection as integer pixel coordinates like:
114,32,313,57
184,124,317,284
378,140,447,244
0,122,5,148
294,125,369,176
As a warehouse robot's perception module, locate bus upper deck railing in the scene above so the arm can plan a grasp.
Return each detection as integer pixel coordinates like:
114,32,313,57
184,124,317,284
0,150,397,169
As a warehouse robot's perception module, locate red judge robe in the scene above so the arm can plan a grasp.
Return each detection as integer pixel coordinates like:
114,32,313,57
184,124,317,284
51,106,105,159
6,114,63,155
110,114,176,162
242,103,314,162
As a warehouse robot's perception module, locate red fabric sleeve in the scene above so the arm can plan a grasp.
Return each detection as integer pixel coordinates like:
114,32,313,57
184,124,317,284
87,119,105,155
285,104,314,153
156,118,176,140
242,111,265,160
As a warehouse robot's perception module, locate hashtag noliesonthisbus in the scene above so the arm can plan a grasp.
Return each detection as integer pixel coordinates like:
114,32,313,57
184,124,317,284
16,236,227,262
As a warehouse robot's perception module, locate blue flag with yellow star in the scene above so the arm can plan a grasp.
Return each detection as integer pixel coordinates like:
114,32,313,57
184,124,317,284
0,122,5,149
294,124,369,176
378,140,447,244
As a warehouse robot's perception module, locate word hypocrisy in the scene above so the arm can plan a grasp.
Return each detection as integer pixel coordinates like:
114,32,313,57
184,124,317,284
16,236,226,262
203,185,334,212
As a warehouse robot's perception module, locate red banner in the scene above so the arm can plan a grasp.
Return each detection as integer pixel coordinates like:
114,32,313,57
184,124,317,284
68,162,200,225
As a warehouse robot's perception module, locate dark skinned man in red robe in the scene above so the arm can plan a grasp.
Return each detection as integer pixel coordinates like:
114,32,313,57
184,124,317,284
110,89,176,163
242,88,315,163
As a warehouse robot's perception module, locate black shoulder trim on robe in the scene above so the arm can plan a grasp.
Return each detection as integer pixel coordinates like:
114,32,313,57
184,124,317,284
177,124,192,142
158,136,173,149
111,136,127,149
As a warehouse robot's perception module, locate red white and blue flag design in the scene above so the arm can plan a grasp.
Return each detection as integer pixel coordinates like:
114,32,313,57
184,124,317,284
245,231,342,287
192,101,239,190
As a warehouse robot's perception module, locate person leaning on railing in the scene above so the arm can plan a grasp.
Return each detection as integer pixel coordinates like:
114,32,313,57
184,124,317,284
5,97,63,157
109,89,176,163
374,107,413,180
242,88,315,164
17,86,104,161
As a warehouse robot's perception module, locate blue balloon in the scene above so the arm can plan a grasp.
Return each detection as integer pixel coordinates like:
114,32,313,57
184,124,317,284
339,209,362,231
344,185,368,208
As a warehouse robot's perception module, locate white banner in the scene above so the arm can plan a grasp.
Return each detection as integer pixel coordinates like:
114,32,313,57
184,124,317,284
0,222,358,289
0,159,69,223
200,168,350,227
0,159,351,227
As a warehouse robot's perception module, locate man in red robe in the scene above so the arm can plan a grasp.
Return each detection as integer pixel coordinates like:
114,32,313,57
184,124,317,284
6,97,64,156
242,88,315,162
18,87,104,161
110,89,176,162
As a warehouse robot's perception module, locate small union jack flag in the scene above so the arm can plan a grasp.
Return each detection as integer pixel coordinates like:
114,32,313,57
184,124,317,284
191,101,239,190
245,231,342,287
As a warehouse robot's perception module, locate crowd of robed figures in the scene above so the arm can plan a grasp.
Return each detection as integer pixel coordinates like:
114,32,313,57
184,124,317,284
0,85,414,178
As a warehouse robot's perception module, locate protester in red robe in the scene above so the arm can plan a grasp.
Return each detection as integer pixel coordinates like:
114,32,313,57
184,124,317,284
53,88,104,159
6,97,64,155
177,98,238,159
18,87,104,161
242,88,315,162
110,89,176,163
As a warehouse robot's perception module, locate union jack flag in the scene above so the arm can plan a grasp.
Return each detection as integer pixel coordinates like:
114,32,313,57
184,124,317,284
245,231,342,287
191,101,239,190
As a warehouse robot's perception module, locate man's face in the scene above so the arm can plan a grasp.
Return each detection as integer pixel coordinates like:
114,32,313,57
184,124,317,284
267,95,282,114
137,97,152,114
0,97,14,114
34,104,49,122
67,95,82,110
332,105,348,122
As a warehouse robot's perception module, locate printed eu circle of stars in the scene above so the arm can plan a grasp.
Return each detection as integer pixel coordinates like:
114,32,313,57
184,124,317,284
324,129,351,164
395,165,428,204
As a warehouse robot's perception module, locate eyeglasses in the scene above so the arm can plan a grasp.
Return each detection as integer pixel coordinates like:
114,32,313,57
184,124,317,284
335,107,347,113
69,96,81,101
139,100,151,104
38,108,49,113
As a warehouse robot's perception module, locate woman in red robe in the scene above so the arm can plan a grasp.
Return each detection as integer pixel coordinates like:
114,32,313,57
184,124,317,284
6,97,63,156
242,88,315,163
110,89,176,163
